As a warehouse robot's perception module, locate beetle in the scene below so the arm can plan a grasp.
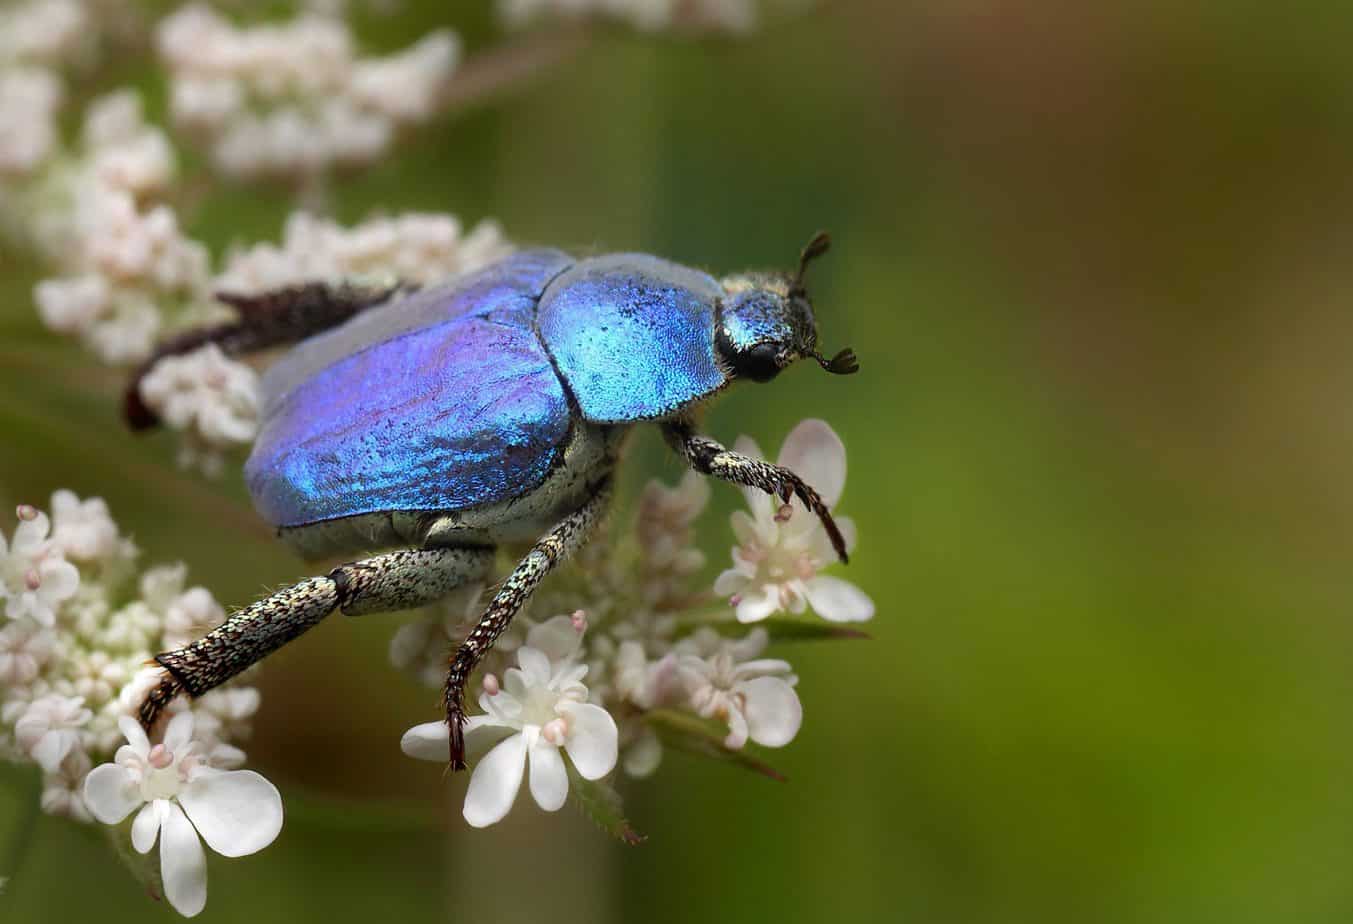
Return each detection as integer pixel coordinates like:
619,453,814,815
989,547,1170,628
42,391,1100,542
127,232,858,769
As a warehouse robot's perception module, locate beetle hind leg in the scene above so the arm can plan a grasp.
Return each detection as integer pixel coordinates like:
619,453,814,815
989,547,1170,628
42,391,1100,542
125,279,410,429
443,481,612,770
138,546,493,733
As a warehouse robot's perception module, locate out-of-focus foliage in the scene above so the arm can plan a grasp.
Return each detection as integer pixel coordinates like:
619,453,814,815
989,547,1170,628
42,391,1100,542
4,1,1353,921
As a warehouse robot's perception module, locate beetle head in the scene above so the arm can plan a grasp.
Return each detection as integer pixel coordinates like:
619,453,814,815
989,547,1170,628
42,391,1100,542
716,232,859,383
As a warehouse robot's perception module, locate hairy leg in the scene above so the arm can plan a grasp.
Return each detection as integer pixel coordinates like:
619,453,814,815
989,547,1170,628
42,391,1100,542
125,280,409,429
139,545,492,732
443,482,611,770
663,421,849,563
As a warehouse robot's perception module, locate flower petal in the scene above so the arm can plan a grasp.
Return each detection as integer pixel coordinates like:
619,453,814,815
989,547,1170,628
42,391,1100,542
735,586,781,624
713,567,750,597
462,732,527,828
739,676,803,747
131,800,166,854
802,575,874,623
400,720,449,762
515,646,552,685
723,701,750,750
12,512,51,554
179,769,283,858
557,702,617,780
162,711,195,754
117,715,150,758
160,803,208,918
527,740,568,812
525,615,582,663
31,730,70,772
38,558,79,601
622,729,663,779
83,763,142,824
777,419,846,508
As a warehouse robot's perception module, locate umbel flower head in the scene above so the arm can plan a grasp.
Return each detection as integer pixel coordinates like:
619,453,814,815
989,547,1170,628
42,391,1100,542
83,714,283,917
403,644,618,827
0,492,278,917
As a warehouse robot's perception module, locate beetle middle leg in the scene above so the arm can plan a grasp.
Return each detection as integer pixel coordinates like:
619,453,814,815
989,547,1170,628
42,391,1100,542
663,420,849,563
125,279,409,429
138,545,492,732
443,480,612,770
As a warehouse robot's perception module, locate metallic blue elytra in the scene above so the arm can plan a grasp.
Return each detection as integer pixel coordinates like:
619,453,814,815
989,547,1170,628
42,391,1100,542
242,243,844,535
245,250,573,527
537,254,727,423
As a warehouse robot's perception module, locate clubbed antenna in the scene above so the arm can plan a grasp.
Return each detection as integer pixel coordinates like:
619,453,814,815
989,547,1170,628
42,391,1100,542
811,348,860,376
790,230,832,295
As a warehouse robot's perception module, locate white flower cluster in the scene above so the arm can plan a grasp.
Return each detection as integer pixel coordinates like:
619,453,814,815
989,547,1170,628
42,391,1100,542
0,0,90,178
17,75,510,470
0,4,498,475
216,210,515,292
31,91,210,365
397,419,872,828
0,492,280,917
497,0,759,34
158,4,460,181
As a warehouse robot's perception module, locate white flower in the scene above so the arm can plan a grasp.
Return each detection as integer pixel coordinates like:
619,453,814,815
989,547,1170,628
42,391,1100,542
156,7,462,180
401,646,618,828
41,749,93,822
83,714,283,918
138,343,261,452
34,275,110,335
193,687,260,746
83,91,177,196
389,583,484,687
0,506,80,627
48,490,125,564
68,649,130,707
620,722,663,778
216,211,513,293
0,68,61,176
14,693,92,772
160,586,227,651
714,419,873,624
347,31,460,123
676,627,802,750
0,619,56,686
496,0,756,33
636,471,709,602
611,641,678,710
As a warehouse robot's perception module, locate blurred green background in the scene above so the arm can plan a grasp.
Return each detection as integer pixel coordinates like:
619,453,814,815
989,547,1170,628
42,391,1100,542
4,1,1353,921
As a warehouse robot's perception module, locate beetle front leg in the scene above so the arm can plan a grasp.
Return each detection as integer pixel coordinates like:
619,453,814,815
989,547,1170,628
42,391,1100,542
138,546,492,732
443,481,612,771
125,279,410,429
663,421,849,563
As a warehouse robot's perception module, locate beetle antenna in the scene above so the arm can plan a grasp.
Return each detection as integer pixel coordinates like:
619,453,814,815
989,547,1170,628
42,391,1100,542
791,230,832,295
811,347,859,375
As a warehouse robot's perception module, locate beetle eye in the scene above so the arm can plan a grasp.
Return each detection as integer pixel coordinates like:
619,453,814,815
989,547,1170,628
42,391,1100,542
736,343,783,382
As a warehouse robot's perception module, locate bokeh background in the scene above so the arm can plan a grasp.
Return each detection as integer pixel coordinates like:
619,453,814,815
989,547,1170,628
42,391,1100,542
4,1,1353,921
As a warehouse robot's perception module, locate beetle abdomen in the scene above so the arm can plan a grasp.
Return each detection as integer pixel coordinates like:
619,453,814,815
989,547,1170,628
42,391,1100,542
537,254,729,423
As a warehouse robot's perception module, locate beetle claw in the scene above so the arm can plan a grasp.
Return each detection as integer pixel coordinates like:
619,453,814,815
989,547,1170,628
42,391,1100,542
447,711,467,772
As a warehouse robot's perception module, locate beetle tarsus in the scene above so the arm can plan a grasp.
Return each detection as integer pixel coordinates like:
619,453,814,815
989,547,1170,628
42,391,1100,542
137,669,186,734
447,712,468,772
665,423,850,564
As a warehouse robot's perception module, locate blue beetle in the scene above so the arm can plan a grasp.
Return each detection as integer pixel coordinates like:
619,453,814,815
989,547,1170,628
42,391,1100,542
128,233,857,768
